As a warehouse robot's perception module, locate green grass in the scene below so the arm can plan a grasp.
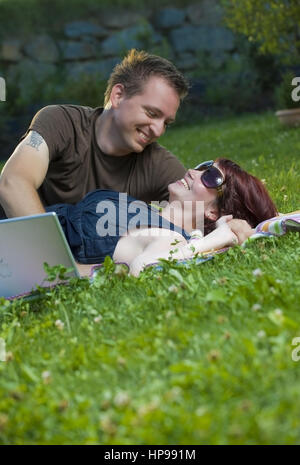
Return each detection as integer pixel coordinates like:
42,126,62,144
0,111,300,445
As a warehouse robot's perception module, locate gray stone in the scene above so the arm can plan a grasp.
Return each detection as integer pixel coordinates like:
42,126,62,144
81,36,100,45
65,57,121,80
101,35,138,58
187,0,224,26
102,11,146,29
59,40,98,61
169,25,235,53
101,22,154,57
24,34,59,63
169,25,198,53
176,52,198,71
152,32,164,46
7,59,57,103
64,21,108,39
210,27,235,51
153,7,186,29
0,39,23,62
8,59,56,82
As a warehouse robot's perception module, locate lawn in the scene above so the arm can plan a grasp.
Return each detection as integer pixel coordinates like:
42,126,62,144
0,111,300,445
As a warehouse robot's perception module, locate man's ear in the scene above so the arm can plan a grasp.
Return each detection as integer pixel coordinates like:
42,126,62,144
110,83,125,109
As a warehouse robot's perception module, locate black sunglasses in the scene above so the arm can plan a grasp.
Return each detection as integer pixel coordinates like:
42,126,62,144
193,160,225,197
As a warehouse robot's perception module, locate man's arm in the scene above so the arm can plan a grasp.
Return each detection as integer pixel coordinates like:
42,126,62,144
0,131,49,218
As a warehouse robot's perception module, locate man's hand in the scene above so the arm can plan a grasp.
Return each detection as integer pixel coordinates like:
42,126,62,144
227,219,254,244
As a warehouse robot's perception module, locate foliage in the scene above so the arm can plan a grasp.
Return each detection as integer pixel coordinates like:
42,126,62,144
0,108,8,134
204,55,262,113
222,0,300,63
193,38,279,114
43,263,75,282
1,112,300,444
2,70,107,117
45,73,108,109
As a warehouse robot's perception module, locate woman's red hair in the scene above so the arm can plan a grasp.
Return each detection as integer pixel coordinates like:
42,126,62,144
204,158,278,234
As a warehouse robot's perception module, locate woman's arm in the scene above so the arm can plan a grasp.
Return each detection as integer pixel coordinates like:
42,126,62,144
75,262,95,277
129,222,239,277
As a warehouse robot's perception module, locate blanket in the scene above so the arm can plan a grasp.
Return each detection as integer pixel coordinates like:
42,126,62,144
249,211,300,239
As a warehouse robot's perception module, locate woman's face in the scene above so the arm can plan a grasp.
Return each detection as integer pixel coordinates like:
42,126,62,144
168,164,224,220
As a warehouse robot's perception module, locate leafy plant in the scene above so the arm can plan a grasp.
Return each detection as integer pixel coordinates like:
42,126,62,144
3,69,108,117
43,263,75,282
222,0,300,64
48,73,107,108
204,54,262,113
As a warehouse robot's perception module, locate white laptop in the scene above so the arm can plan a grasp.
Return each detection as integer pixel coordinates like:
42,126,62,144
0,212,80,299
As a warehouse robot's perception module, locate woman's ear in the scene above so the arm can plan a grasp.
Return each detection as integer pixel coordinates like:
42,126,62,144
205,205,219,222
110,83,125,109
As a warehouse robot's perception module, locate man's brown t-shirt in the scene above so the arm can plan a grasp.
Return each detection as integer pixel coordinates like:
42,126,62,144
23,104,186,206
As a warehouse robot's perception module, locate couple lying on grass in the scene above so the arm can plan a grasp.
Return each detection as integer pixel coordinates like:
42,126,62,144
46,158,277,277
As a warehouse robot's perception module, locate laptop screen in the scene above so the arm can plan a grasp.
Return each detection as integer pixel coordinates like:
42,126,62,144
0,212,80,299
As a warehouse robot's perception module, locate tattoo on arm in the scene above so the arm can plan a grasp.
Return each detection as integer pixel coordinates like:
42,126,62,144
26,131,44,151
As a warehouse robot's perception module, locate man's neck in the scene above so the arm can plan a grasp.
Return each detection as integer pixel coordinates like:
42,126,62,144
95,109,130,156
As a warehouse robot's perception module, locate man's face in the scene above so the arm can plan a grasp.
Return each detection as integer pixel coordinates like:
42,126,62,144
111,76,180,154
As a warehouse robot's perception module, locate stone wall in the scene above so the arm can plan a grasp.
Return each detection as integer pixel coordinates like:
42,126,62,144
0,1,237,100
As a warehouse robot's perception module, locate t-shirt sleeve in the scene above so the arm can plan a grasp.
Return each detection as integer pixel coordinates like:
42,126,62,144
150,144,186,201
20,105,73,161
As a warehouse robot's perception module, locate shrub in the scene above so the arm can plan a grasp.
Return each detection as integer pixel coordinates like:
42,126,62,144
43,73,108,108
203,50,263,113
3,68,108,116
222,0,300,63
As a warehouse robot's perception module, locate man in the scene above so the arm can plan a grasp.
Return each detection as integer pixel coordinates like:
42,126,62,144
0,49,189,219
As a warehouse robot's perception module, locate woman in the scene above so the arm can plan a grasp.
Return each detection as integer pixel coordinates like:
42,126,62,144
46,158,277,276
